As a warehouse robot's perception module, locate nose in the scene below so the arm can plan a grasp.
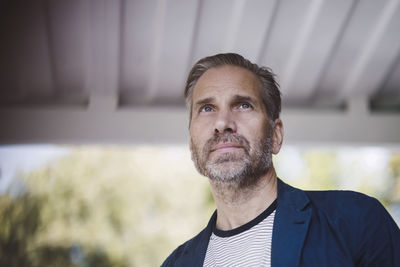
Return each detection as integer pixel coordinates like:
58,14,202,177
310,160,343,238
214,110,237,134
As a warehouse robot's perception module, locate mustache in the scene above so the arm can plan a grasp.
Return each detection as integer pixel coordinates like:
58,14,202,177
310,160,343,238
203,133,250,156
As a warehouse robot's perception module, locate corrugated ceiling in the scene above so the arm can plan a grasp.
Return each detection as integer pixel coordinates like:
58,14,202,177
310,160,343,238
0,0,399,111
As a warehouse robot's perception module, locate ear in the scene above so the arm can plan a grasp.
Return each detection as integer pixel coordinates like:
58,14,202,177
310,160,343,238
271,118,284,154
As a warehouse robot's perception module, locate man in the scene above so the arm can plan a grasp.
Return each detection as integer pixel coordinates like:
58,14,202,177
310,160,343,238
162,53,400,266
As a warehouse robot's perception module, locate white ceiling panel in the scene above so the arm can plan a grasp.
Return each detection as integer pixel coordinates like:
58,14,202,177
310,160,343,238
281,0,356,103
47,0,90,95
191,0,235,60
225,0,276,62
1,0,399,108
148,0,199,101
260,0,313,86
120,0,161,102
318,0,397,100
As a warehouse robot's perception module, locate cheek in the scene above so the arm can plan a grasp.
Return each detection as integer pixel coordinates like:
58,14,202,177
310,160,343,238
190,119,213,140
237,118,269,143
237,115,266,131
190,126,206,149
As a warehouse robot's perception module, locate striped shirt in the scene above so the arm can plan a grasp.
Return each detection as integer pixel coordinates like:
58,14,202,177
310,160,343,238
203,200,277,267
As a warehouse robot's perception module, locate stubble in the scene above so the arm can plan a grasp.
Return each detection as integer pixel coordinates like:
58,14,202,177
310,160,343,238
190,131,273,189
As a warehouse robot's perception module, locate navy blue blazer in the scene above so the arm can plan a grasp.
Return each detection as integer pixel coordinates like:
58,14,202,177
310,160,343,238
162,179,400,266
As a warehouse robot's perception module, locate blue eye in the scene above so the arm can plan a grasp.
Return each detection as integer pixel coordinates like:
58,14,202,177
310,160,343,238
239,103,251,109
201,105,213,112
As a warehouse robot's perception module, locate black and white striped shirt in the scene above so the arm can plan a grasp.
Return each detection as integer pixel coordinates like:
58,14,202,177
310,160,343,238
204,200,277,267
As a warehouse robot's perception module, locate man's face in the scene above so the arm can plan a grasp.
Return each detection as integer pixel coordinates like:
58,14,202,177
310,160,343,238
189,65,277,188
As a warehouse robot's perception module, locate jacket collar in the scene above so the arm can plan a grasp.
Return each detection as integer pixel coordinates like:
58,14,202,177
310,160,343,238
174,211,216,267
175,178,311,266
271,178,312,266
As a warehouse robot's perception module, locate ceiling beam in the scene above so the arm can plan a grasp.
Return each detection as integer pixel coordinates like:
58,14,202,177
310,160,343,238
1,98,399,146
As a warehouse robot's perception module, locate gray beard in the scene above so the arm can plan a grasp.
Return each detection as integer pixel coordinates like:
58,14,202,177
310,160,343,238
190,132,273,189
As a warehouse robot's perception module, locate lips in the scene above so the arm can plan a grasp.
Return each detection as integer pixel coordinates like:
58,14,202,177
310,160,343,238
210,143,243,153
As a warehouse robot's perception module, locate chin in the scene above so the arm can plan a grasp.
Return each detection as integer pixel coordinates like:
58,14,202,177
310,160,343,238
206,161,247,182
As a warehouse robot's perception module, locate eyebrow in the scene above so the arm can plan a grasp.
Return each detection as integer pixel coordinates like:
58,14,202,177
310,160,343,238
232,95,257,105
194,97,215,107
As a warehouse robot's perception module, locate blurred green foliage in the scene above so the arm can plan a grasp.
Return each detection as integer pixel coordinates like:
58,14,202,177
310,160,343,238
0,193,41,267
0,146,399,266
0,146,211,266
0,192,128,267
389,154,400,202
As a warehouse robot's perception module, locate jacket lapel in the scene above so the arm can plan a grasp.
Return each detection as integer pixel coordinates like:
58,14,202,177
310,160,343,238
174,211,216,267
271,179,312,266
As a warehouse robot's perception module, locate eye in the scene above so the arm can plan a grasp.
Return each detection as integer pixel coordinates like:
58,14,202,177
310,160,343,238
200,105,214,113
238,103,252,110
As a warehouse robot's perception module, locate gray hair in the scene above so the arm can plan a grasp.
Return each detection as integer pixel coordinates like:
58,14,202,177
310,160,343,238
184,53,281,123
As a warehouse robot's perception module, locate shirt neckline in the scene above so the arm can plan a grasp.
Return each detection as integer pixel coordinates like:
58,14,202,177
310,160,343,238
212,199,277,238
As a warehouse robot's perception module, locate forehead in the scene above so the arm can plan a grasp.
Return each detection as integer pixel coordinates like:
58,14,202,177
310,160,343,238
192,65,262,100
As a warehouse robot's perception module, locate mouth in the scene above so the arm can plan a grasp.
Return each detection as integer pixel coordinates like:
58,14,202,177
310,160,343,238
210,143,243,153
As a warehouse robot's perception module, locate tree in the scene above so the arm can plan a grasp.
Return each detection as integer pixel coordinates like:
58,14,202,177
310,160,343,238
1,146,212,266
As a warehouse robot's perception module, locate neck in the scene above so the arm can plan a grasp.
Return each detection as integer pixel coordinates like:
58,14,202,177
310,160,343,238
209,166,278,231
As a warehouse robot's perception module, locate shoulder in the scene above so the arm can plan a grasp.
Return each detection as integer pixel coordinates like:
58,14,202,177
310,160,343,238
305,189,378,209
304,189,386,222
304,189,400,265
278,179,380,218
161,228,208,267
